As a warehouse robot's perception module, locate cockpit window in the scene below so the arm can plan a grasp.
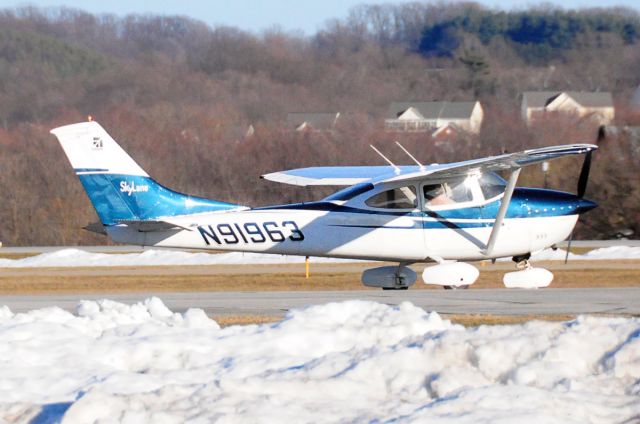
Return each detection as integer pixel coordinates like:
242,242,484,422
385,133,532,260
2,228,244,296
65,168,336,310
423,184,452,206
479,172,506,200
424,177,474,206
365,186,417,209
325,183,374,201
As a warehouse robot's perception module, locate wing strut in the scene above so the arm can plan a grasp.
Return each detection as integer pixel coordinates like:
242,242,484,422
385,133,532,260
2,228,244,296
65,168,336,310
395,141,425,170
369,145,401,174
484,168,521,256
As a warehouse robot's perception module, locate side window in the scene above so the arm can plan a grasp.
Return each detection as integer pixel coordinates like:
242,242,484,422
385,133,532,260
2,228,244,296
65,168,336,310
365,186,417,209
424,184,453,206
447,179,474,203
423,178,474,207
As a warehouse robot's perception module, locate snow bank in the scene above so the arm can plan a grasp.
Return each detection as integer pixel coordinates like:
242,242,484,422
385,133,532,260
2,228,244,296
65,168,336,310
0,298,638,423
1,245,639,268
581,246,640,260
502,246,640,262
0,248,357,268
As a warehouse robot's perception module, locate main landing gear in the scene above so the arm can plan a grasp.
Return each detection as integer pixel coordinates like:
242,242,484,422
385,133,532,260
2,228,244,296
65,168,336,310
421,261,480,290
362,261,479,290
361,253,553,290
443,284,469,290
361,263,417,290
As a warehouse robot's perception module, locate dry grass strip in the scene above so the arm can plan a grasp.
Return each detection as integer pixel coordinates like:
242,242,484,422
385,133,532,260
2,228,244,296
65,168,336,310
211,313,632,328
1,264,639,295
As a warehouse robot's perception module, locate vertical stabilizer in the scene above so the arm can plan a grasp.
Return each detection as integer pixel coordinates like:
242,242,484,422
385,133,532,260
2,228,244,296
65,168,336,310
51,121,241,225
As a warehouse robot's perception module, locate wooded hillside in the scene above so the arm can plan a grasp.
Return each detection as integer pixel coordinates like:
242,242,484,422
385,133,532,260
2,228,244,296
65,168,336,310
0,3,638,245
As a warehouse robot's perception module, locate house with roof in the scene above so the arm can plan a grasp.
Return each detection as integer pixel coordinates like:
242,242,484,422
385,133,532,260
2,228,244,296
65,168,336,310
286,112,340,132
521,91,614,125
385,101,483,134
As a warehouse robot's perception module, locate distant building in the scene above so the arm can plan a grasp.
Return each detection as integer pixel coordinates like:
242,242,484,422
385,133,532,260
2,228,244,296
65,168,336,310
286,112,340,132
431,122,464,142
521,91,614,125
385,101,483,134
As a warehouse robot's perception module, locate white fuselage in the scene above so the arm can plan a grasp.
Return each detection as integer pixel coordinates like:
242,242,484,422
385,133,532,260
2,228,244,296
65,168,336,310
49,121,596,267
107,208,578,262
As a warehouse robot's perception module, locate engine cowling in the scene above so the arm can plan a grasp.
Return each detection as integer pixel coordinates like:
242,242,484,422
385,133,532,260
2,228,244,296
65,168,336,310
422,262,479,287
362,266,417,289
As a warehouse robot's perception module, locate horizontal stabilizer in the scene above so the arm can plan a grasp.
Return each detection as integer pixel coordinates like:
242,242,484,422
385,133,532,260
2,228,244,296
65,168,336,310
83,222,107,235
116,219,193,232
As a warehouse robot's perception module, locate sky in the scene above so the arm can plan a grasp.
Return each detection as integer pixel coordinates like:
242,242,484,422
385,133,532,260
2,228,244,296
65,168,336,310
1,0,639,35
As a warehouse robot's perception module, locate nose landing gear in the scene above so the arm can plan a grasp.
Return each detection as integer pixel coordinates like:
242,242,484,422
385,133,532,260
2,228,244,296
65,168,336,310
512,253,531,269
503,253,553,288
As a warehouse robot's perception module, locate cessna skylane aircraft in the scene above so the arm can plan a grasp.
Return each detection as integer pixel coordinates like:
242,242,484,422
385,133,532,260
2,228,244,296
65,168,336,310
51,121,597,289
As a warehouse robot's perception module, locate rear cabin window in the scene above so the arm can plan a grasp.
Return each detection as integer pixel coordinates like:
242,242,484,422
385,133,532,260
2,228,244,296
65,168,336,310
325,183,374,201
365,186,417,209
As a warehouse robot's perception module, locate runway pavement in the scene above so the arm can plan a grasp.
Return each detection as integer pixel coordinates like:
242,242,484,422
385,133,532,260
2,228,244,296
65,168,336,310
2,287,639,317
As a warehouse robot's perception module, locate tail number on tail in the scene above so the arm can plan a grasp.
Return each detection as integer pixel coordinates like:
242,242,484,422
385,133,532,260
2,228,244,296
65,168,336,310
197,221,304,246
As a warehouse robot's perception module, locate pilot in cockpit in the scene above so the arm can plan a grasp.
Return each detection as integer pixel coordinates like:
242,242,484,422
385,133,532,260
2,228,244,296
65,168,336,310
423,184,454,206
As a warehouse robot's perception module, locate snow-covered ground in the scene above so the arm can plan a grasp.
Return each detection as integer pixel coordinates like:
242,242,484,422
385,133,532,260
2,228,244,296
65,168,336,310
1,246,639,268
530,245,640,261
0,249,357,268
0,298,638,423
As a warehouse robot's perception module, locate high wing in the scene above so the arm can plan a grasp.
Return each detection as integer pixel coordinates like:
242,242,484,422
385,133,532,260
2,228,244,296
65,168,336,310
261,165,420,186
261,144,597,186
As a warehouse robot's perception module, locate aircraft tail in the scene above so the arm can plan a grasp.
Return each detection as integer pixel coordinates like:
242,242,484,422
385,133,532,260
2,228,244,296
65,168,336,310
51,121,241,226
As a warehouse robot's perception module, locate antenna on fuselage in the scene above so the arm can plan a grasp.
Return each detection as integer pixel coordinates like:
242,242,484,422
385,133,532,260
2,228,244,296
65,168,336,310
395,141,425,171
370,144,401,174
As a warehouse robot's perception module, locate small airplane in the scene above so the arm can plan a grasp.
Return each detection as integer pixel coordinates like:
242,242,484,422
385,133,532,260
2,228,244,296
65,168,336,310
51,121,597,289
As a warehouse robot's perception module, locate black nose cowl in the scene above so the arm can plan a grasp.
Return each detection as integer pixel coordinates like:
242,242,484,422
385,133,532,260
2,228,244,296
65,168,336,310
576,198,597,214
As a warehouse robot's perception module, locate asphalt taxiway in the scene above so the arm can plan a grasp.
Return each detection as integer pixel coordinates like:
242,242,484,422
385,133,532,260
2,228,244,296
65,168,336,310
2,287,639,317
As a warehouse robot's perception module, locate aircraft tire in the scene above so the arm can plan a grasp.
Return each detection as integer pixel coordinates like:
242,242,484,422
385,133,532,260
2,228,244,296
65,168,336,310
443,285,470,290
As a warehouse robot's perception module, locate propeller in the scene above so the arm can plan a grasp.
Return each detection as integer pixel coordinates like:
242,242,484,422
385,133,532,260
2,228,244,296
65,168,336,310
565,146,596,264
577,150,592,199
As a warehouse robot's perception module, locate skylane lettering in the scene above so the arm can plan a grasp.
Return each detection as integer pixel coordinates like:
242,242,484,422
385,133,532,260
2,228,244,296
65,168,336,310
120,181,149,196
197,221,305,245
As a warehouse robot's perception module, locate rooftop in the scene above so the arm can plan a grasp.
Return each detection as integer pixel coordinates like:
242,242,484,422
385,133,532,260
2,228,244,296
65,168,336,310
387,101,479,120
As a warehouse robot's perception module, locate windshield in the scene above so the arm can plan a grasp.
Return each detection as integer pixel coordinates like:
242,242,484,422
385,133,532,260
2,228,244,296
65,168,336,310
423,177,474,206
479,172,506,200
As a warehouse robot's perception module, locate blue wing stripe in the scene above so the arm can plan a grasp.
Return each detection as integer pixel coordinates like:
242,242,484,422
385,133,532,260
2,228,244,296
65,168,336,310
74,168,109,173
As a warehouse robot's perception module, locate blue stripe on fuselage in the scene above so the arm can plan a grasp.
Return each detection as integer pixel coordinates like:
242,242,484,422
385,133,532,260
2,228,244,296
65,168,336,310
255,188,596,229
77,173,240,225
